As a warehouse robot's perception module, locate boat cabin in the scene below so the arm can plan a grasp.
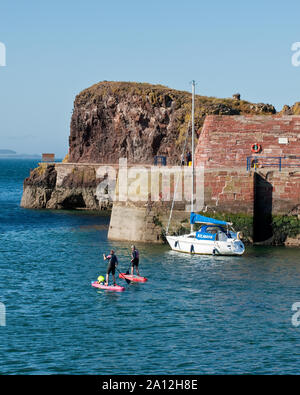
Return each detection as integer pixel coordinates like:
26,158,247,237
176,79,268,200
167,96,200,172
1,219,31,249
194,225,235,241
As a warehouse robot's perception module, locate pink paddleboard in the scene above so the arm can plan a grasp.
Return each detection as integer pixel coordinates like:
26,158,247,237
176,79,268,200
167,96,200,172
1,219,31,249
91,281,125,292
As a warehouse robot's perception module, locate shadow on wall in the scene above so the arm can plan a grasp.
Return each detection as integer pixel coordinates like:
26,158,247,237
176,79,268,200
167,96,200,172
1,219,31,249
253,173,273,242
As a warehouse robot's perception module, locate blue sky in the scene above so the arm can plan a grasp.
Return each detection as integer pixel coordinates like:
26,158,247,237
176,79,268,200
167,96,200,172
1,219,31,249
0,0,299,157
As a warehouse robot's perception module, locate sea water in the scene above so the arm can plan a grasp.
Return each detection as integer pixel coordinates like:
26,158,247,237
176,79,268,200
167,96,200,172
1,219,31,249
0,159,300,374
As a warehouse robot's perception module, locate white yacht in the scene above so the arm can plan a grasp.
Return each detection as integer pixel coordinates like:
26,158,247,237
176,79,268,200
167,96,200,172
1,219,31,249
165,81,245,256
166,213,245,256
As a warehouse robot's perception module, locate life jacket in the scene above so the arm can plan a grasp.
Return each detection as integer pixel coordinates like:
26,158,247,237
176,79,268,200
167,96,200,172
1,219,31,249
109,254,118,265
133,249,139,259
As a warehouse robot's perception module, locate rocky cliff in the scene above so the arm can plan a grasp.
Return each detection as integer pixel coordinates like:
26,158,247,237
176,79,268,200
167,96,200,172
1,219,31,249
68,81,276,164
21,81,277,209
21,82,278,207
21,163,112,210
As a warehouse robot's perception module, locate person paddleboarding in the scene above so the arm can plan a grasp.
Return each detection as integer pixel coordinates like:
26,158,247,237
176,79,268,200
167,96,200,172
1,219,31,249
130,245,140,276
103,250,119,286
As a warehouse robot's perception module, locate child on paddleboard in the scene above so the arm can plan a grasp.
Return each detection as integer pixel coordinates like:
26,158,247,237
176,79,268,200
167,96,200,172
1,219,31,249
103,250,119,286
130,245,140,276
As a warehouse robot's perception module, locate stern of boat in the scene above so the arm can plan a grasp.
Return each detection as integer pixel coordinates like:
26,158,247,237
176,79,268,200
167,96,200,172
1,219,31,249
231,239,245,255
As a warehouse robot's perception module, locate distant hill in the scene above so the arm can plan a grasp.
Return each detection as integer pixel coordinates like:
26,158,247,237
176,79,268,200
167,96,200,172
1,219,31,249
0,149,41,159
0,149,16,155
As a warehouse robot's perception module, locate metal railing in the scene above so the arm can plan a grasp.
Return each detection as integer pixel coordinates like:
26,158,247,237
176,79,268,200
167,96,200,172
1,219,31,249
247,156,300,171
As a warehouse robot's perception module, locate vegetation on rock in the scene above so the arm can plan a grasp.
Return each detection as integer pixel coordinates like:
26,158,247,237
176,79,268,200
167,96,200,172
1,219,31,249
272,215,300,245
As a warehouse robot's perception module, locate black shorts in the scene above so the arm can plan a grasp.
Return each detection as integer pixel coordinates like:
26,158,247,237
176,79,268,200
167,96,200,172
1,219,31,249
107,264,116,275
131,258,139,267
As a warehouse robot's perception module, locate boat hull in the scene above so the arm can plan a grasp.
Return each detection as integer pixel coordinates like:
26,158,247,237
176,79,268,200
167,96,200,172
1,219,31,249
166,235,245,256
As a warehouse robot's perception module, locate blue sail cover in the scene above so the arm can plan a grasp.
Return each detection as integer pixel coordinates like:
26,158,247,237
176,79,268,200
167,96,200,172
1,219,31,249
190,212,229,226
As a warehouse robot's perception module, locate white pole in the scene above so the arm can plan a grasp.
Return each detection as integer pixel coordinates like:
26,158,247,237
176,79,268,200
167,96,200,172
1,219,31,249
191,80,195,233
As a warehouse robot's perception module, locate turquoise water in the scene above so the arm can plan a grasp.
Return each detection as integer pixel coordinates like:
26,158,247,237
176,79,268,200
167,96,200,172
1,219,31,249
0,159,300,374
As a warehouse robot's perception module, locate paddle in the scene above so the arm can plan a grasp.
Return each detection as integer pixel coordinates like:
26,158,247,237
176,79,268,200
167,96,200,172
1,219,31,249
116,267,131,285
126,262,131,275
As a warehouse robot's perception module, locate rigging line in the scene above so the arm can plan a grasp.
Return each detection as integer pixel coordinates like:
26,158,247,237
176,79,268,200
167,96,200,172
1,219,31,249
166,120,191,235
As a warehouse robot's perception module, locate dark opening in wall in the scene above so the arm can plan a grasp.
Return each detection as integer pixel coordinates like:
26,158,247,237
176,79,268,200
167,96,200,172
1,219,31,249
253,173,273,242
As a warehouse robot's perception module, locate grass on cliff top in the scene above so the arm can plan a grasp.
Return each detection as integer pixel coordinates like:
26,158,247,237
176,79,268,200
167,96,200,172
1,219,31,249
292,102,300,114
34,163,48,176
75,81,276,146
75,81,276,115
62,154,69,163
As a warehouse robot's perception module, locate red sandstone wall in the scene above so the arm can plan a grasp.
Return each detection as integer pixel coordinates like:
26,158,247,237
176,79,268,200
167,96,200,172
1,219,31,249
268,171,300,213
202,169,300,216
195,115,300,169
203,170,254,214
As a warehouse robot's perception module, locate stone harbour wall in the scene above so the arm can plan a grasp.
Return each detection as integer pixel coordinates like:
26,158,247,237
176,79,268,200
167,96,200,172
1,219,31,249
21,161,300,245
196,115,300,169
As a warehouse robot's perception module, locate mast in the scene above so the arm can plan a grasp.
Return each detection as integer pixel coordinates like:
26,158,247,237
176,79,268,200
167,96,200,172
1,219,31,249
191,80,195,233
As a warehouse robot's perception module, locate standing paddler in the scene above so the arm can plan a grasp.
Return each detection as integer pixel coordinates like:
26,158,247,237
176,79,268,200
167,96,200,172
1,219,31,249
103,250,119,285
130,245,140,276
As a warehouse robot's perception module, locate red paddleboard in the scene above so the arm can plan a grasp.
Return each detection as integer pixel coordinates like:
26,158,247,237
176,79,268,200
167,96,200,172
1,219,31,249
119,273,148,283
91,281,125,292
